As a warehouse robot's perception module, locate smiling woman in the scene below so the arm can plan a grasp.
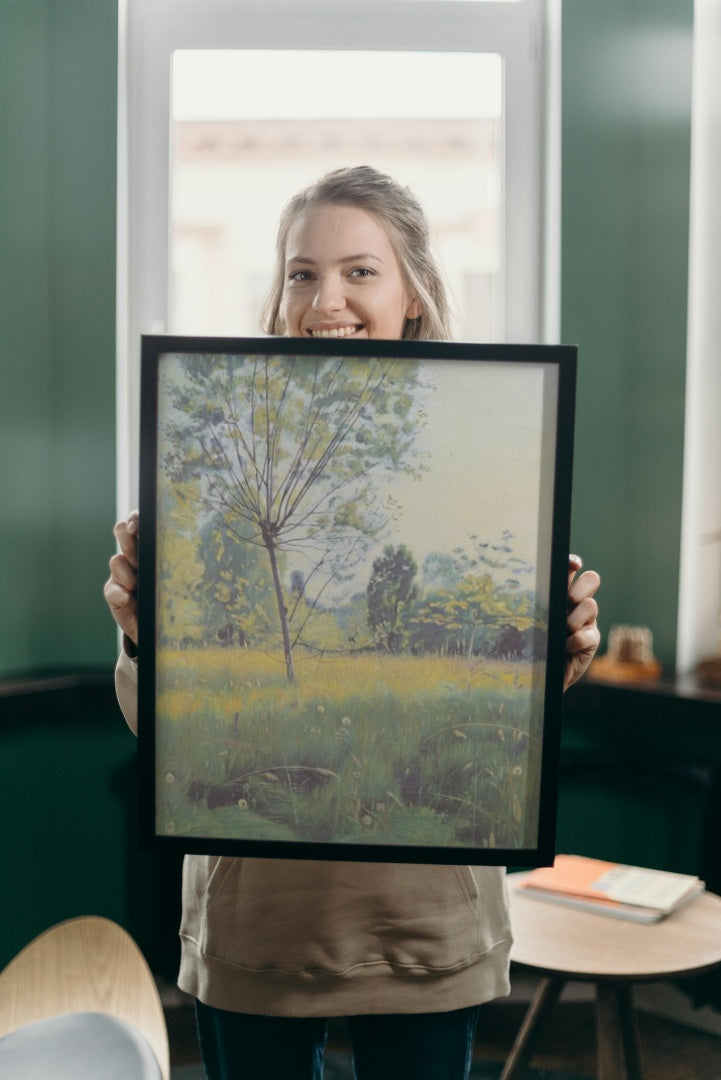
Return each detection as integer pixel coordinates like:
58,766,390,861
262,167,452,342
282,205,420,340
107,155,597,1080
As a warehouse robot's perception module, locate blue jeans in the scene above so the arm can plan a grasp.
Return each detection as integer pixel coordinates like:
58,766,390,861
195,1000,481,1080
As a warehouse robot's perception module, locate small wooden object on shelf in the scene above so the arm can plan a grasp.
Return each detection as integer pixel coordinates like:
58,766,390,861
590,624,662,683
696,654,721,689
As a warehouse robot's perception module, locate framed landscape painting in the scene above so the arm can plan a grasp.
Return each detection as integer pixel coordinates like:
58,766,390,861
137,335,576,865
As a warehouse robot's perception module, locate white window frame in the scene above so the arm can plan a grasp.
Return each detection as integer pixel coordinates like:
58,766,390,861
116,0,558,512
676,0,721,674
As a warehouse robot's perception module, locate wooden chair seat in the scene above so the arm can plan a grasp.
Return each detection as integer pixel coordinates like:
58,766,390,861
0,916,169,1079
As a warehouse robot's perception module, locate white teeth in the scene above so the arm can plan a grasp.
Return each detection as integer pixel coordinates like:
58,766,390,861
311,326,359,338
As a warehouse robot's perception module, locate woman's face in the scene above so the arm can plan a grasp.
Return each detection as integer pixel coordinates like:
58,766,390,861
280,203,421,340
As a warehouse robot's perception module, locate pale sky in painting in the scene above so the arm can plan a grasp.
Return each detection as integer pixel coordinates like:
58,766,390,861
379,359,558,598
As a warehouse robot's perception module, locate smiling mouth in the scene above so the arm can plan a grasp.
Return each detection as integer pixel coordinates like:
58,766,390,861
307,324,364,339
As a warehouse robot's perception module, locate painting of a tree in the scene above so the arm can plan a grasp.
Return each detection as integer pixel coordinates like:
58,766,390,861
161,353,425,681
141,338,575,862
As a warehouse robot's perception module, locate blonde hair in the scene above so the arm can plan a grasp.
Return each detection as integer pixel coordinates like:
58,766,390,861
262,165,453,341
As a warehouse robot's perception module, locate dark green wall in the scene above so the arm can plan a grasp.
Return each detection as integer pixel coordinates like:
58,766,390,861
556,680,721,906
0,681,183,973
0,0,131,972
563,0,693,670
0,0,118,676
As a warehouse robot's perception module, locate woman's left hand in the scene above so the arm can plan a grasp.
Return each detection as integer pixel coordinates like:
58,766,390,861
564,555,601,691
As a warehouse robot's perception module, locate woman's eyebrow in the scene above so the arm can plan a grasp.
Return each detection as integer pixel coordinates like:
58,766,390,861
286,253,384,266
338,253,384,264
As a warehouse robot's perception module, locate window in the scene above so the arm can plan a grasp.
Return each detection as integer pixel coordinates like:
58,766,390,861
117,0,557,510
169,49,503,340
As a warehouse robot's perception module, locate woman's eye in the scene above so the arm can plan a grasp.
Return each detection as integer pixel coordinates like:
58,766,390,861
288,270,313,283
349,267,375,279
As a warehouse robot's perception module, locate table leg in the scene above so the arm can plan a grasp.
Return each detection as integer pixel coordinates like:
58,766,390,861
596,982,643,1080
499,976,565,1080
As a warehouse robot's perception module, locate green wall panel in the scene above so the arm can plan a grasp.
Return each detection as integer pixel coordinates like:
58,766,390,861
0,683,184,976
0,2,54,671
562,1,693,670
0,0,118,675
559,683,721,888
0,702,133,966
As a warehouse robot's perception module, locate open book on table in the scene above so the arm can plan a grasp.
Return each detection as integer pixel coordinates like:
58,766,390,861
514,854,705,923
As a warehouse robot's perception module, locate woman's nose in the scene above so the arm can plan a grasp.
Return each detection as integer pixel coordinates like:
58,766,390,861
312,274,345,314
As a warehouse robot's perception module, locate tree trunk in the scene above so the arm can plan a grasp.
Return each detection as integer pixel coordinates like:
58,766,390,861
263,527,295,682
466,622,478,661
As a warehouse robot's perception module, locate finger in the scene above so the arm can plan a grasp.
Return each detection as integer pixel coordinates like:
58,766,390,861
103,579,139,642
566,623,601,657
566,594,599,635
568,568,601,608
113,517,139,568
108,552,138,593
103,577,133,613
567,553,583,588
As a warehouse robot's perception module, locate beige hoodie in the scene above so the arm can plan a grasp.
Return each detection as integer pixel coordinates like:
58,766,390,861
116,650,512,1016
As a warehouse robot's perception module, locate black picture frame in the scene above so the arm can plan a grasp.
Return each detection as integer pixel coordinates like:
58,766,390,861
138,335,576,865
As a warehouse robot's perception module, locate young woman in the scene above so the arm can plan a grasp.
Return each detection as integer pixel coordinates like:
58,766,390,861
105,166,601,1080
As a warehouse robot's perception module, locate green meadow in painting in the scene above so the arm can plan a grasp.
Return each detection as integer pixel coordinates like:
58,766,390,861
152,350,550,851
155,649,543,850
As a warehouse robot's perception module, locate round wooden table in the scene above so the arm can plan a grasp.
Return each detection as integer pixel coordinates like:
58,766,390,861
502,872,721,1080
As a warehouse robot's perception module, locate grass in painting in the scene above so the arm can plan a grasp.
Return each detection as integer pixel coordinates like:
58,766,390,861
155,648,543,850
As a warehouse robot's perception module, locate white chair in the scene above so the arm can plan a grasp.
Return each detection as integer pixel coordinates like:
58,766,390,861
0,915,170,1079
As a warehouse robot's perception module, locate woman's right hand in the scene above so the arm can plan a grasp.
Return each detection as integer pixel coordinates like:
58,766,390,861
104,509,139,646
